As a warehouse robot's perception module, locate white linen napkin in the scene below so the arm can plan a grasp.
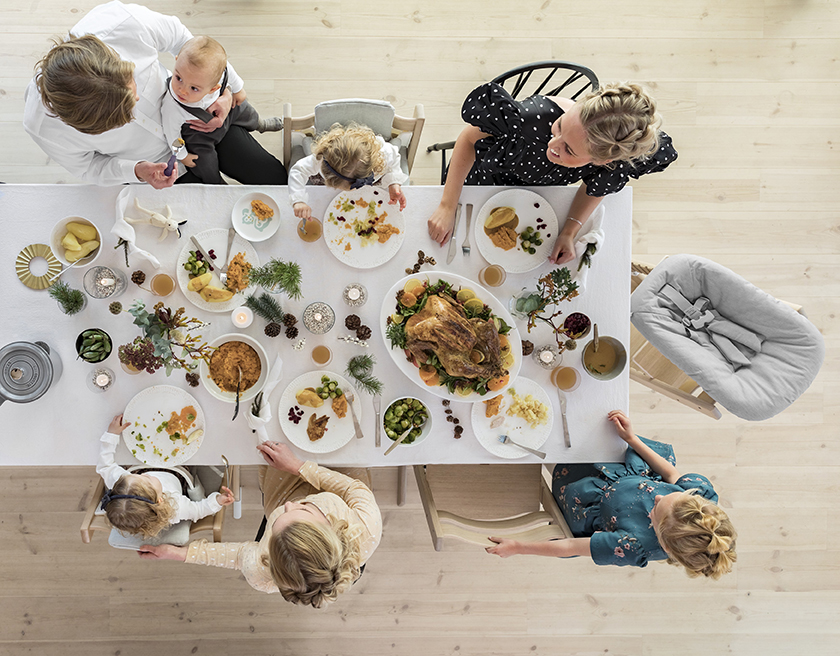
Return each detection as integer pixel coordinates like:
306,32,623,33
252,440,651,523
566,204,605,292
112,187,162,269
246,355,284,443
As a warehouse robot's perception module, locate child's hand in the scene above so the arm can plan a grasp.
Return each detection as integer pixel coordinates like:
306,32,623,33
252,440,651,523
108,414,131,435
293,202,312,219
388,184,407,211
232,89,247,107
608,410,637,444
485,537,520,558
217,486,235,506
181,153,198,168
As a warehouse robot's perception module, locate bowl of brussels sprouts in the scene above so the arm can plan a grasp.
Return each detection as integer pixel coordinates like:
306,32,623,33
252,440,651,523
382,396,432,447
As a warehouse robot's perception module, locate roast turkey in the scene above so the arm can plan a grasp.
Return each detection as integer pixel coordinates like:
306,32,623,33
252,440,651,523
405,294,503,379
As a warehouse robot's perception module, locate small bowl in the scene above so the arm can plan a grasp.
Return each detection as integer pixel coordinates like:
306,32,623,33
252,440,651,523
75,328,112,364
582,335,628,381
383,396,432,447
231,192,281,242
563,312,592,339
50,216,102,267
199,333,269,403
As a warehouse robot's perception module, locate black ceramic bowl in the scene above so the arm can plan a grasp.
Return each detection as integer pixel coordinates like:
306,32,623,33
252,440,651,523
75,328,113,364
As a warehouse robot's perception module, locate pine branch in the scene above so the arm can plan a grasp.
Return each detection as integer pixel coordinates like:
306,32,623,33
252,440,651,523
247,259,302,300
48,280,85,315
345,354,383,395
245,293,284,323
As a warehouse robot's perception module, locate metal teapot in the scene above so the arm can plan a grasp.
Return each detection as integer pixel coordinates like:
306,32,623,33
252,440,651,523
0,341,63,407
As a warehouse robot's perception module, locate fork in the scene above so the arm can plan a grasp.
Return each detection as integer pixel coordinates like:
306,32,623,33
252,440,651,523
499,434,546,459
461,203,473,256
343,390,364,439
218,227,237,288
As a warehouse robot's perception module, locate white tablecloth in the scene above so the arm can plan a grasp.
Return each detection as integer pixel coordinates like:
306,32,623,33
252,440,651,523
0,183,630,466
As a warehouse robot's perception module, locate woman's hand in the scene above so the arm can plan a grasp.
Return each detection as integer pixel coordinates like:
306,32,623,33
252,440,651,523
107,414,131,434
427,202,457,246
134,161,177,189
188,88,233,133
485,537,521,558
137,544,188,561
388,184,407,211
217,486,235,506
293,202,312,219
257,441,305,474
608,410,637,444
549,232,576,265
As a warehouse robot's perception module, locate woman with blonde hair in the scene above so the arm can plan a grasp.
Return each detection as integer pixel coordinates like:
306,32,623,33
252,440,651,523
486,410,736,580
139,442,381,607
427,81,677,264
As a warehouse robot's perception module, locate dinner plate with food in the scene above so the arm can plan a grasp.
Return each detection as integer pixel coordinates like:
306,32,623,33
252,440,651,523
474,189,559,273
322,187,405,268
380,272,522,401
470,376,554,459
231,192,281,242
176,227,259,312
278,371,361,454
199,333,269,403
122,385,205,466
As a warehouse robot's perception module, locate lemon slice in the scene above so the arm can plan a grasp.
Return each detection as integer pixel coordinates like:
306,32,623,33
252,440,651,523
455,385,474,397
456,288,476,302
464,298,485,313
390,313,404,324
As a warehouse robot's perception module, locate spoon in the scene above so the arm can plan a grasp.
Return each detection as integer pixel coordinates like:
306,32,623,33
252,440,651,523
232,366,242,421
593,323,600,353
46,258,84,283
385,416,427,456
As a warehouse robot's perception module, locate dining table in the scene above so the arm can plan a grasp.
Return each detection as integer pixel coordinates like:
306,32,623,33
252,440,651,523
0,183,630,468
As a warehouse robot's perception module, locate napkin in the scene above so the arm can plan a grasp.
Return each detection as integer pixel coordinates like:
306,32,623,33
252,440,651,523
112,187,162,269
246,355,284,443
567,204,605,292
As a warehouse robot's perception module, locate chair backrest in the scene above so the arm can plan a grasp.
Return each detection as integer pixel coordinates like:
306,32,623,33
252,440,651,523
492,60,599,100
314,98,395,137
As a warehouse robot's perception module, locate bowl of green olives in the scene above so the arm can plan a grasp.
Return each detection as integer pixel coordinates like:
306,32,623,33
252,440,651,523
383,396,432,447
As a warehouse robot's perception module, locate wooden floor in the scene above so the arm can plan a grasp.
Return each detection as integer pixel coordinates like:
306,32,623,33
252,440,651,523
2,1,839,654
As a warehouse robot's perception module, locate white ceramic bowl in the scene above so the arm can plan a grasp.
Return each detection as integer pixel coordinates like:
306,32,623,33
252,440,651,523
382,396,433,447
199,333,269,403
49,216,102,267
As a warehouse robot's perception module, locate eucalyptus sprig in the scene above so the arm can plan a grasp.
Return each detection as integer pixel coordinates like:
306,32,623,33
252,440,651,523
345,354,383,396
48,280,86,315
247,259,302,299
245,293,285,324
514,267,580,349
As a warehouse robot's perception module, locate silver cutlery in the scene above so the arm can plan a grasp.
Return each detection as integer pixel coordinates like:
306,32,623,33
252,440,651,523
462,203,473,256
446,203,462,265
498,434,546,459
232,366,242,421
46,258,83,283
557,390,571,448
190,236,217,274
218,227,237,287
385,416,427,456
343,390,364,439
373,394,382,447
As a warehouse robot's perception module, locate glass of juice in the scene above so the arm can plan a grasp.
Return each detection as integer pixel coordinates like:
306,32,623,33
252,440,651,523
151,273,175,297
478,264,506,287
311,345,332,367
551,366,581,392
297,217,322,242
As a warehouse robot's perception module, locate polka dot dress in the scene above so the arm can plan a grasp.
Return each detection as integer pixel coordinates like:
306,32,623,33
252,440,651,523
461,83,678,197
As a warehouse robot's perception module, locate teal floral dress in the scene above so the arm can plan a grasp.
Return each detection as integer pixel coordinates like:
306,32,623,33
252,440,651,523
552,438,717,567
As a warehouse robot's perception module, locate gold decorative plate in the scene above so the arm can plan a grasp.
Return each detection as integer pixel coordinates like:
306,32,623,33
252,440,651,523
16,243,62,290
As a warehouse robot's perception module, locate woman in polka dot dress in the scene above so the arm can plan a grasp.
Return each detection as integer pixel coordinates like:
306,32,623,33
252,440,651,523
427,81,678,264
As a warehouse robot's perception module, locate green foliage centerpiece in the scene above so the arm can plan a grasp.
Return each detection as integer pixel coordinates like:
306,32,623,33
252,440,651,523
345,354,383,395
48,280,86,315
247,259,302,299
512,268,580,349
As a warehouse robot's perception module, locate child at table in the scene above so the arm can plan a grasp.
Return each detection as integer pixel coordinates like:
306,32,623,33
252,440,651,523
97,414,234,538
161,35,283,185
486,410,737,579
289,123,408,219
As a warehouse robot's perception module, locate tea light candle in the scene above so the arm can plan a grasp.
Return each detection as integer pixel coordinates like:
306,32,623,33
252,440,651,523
534,344,561,370
87,367,114,393
343,283,368,307
303,302,336,335
231,306,254,328
83,266,127,300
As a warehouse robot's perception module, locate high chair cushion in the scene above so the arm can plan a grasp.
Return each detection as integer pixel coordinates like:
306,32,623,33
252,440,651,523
108,520,191,550
313,98,395,137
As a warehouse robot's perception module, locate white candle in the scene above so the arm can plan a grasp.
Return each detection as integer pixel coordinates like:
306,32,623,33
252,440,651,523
95,373,111,387
314,313,323,322
347,287,361,300
540,350,555,364
231,306,254,328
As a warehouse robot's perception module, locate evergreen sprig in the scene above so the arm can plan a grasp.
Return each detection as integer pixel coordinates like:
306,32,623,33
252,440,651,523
245,293,285,324
247,259,302,299
48,280,86,315
345,354,384,395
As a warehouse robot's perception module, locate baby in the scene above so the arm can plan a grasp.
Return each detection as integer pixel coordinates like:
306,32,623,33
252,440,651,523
289,123,408,219
97,414,233,538
161,35,282,184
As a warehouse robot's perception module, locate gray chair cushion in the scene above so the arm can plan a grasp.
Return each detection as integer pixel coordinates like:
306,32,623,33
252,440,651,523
313,98,395,137
631,254,824,421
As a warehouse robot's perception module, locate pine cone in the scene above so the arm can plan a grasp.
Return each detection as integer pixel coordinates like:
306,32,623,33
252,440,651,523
345,314,361,330
565,339,577,351
185,372,199,387
521,340,535,356
285,326,299,339
283,313,297,327
108,301,123,315
356,325,372,341
265,322,282,338
131,270,146,286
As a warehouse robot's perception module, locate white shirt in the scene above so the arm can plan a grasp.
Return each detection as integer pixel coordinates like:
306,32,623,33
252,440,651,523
24,1,229,185
96,431,222,523
288,136,409,205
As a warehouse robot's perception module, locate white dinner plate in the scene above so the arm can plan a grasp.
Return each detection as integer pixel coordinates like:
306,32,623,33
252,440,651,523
379,272,522,402
176,228,260,313
474,189,558,273
122,385,205,466
322,187,405,268
470,376,554,459
231,192,281,242
277,371,361,454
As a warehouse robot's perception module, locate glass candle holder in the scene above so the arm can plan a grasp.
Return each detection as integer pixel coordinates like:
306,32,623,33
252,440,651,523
86,366,114,393
533,344,562,370
303,302,335,335
343,283,368,307
83,266,127,300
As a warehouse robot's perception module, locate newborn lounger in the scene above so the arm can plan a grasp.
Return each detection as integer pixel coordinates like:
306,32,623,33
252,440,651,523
630,254,824,421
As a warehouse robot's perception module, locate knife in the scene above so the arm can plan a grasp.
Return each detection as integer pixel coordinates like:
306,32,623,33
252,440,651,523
557,389,571,448
190,236,217,273
446,203,462,265
373,394,382,447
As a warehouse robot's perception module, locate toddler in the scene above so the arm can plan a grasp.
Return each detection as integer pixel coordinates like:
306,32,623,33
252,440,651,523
97,414,233,538
161,35,282,184
289,123,408,219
